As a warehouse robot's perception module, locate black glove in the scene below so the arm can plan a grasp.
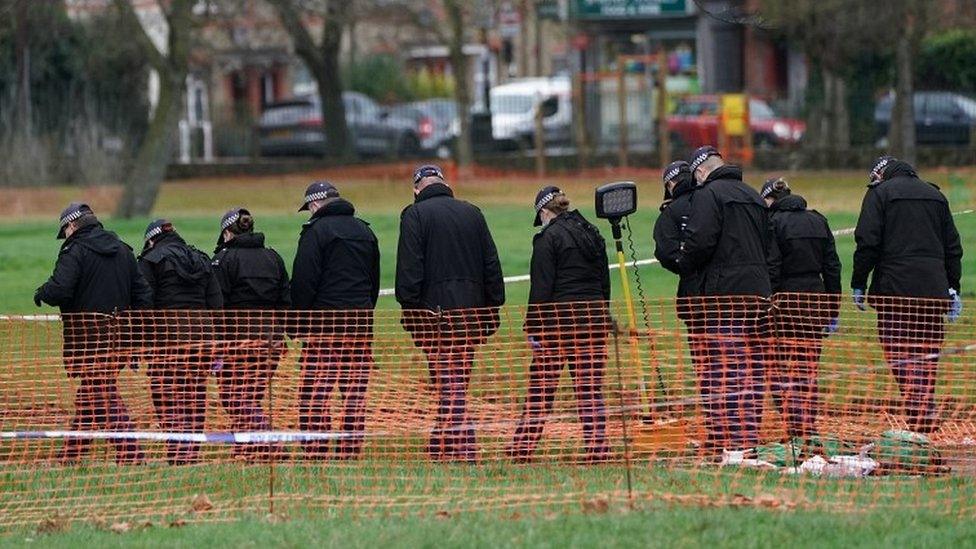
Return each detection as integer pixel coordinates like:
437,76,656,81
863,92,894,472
33,290,43,308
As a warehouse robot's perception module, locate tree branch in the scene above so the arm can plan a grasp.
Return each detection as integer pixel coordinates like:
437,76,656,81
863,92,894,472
268,0,323,67
112,0,168,72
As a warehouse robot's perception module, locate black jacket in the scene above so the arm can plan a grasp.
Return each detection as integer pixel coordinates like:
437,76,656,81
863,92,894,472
36,223,152,314
769,194,842,295
654,178,700,299
526,210,610,336
138,232,223,309
395,183,505,311
852,162,963,300
678,165,777,297
291,198,380,310
213,232,291,309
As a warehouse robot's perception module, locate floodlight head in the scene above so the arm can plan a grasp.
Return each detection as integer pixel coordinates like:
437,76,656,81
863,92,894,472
595,181,638,220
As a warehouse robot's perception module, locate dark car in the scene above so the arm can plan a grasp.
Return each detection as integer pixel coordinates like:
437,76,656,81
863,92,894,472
258,92,422,157
875,91,976,146
402,99,459,159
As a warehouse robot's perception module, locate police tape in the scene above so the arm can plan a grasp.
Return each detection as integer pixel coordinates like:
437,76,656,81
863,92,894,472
0,430,356,443
1,341,973,445
6,209,973,316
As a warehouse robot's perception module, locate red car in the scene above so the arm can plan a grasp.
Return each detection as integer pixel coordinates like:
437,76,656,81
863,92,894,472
666,95,805,149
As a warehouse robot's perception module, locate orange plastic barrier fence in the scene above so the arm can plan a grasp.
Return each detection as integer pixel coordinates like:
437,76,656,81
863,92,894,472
0,294,974,528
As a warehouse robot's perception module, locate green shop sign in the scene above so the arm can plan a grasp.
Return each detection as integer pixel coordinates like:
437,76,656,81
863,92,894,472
575,0,689,18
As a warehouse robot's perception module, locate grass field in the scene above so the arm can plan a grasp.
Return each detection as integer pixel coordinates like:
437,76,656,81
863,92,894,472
1,166,975,545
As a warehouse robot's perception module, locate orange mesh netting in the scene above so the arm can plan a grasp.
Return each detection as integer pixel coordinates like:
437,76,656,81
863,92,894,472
0,294,973,528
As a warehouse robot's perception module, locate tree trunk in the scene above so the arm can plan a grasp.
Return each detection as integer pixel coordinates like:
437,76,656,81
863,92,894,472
13,0,31,137
445,0,472,168
115,69,185,217
831,74,850,149
114,0,193,218
889,23,916,163
319,1,351,159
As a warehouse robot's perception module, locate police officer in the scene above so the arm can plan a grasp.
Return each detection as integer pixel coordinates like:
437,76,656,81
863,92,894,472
677,146,778,454
852,156,963,433
139,219,223,464
212,207,291,459
762,177,841,443
654,160,704,358
509,187,611,463
291,182,380,459
396,165,505,462
35,203,150,465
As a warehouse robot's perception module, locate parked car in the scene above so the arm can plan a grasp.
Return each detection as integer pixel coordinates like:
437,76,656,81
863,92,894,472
401,99,460,159
667,95,805,149
875,91,976,146
489,77,573,149
258,91,422,157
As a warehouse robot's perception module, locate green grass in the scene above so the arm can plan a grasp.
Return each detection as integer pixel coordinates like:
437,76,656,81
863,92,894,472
2,168,976,544
6,506,976,548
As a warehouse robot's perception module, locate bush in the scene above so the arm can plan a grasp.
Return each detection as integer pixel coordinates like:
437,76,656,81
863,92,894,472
917,29,976,93
344,54,415,104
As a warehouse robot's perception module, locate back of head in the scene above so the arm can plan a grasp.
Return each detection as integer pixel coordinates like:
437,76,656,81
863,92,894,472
413,164,447,192
760,177,791,202
688,146,724,183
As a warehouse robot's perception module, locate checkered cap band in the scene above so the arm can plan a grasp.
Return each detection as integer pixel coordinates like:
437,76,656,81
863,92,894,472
221,211,241,231
690,150,716,172
664,166,683,182
59,208,87,228
871,157,892,176
144,226,164,241
303,189,339,204
535,190,560,213
760,178,790,199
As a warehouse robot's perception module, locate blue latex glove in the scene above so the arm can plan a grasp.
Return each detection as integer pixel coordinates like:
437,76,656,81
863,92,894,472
948,289,963,323
825,317,840,335
527,336,542,352
853,289,867,311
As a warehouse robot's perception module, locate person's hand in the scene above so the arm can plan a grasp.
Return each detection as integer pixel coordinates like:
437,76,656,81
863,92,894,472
948,289,963,323
853,289,866,311
825,317,840,335
33,290,42,308
527,336,542,352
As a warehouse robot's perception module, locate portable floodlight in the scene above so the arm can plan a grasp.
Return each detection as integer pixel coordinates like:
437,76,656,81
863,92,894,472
594,181,639,330
594,181,668,423
595,181,638,222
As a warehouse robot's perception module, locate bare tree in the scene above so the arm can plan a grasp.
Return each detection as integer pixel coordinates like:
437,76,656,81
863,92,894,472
267,0,352,160
113,0,196,218
886,0,936,164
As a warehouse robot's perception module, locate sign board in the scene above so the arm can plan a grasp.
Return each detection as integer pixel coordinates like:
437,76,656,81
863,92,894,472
537,0,561,20
498,2,521,38
574,0,689,19
720,94,749,137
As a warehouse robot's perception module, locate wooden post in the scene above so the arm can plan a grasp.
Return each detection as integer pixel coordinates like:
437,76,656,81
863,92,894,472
656,50,670,168
617,67,629,170
573,73,589,170
534,99,546,178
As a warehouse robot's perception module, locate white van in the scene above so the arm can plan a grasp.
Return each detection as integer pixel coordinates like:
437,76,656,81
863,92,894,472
489,76,573,148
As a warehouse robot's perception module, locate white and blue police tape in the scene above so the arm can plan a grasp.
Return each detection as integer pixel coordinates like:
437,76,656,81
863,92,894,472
0,430,356,443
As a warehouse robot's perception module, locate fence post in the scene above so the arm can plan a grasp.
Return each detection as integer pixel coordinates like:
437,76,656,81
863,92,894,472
617,68,629,170
266,313,276,517
534,101,546,178
573,73,589,171
656,50,670,168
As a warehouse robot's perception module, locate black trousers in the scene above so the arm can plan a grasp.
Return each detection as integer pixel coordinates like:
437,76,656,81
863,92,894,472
509,336,609,461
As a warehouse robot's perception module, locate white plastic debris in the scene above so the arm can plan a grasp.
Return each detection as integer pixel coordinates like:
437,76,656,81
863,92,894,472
823,455,878,478
720,450,778,470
